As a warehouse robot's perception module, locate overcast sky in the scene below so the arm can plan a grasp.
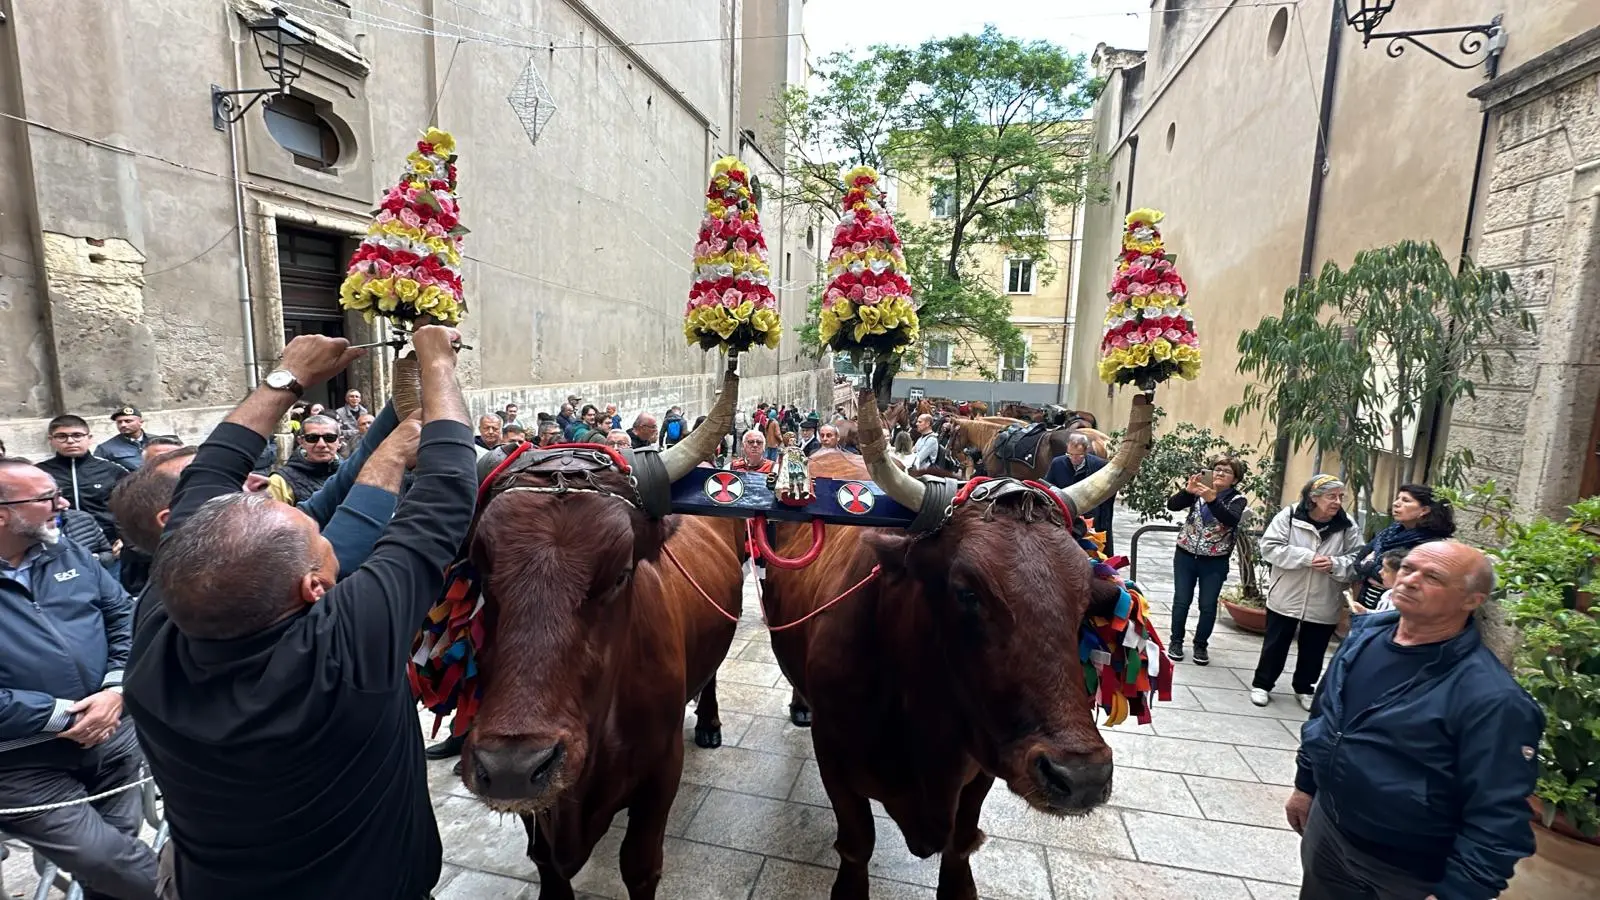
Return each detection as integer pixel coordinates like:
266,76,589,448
802,0,1152,61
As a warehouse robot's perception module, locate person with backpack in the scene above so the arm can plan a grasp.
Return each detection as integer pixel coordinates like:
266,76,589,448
660,406,687,448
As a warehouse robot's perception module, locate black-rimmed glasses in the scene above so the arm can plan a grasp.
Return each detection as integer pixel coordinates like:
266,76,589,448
0,491,62,506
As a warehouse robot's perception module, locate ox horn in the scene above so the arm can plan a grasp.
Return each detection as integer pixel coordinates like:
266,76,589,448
1058,393,1155,517
659,368,740,482
857,387,927,511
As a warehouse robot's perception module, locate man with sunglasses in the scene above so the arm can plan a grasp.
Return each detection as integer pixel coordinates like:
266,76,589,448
265,415,342,506
0,458,157,899
37,415,127,545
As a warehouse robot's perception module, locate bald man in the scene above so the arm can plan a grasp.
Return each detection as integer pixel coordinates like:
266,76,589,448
1287,541,1542,900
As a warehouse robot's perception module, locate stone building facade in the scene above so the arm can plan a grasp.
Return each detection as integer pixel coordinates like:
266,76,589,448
0,0,827,459
1447,26,1600,515
1068,0,1600,510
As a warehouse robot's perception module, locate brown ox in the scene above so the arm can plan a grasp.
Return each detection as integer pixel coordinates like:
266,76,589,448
461,375,745,899
762,393,1153,899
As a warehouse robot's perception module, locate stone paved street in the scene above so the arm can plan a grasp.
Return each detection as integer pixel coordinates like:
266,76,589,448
3,507,1327,898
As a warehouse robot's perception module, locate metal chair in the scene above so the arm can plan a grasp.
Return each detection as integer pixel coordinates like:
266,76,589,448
0,768,164,900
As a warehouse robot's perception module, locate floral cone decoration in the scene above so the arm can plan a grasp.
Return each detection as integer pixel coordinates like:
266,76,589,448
818,165,918,358
339,127,467,326
684,156,780,353
1098,208,1199,386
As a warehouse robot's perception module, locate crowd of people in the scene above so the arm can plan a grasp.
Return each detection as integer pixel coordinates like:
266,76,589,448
0,342,1549,900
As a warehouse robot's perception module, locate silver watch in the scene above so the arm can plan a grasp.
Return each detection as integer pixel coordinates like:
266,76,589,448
264,369,304,396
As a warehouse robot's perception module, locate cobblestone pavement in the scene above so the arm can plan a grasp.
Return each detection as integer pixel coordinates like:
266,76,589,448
3,506,1327,899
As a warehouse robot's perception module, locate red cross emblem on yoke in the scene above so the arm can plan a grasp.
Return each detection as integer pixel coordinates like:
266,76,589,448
835,481,875,515
704,471,745,505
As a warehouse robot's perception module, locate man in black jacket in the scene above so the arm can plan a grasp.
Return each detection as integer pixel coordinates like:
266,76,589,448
0,458,156,900
37,416,127,544
125,329,475,900
1044,432,1118,556
96,407,151,473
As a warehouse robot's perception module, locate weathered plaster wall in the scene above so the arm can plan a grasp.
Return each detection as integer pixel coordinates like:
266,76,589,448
0,0,828,451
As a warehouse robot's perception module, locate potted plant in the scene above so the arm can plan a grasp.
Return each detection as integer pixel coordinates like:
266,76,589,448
1470,492,1600,897
1220,511,1271,634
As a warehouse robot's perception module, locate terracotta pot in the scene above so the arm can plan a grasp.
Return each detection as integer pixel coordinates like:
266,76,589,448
1222,598,1268,634
1530,798,1600,847
1502,821,1600,899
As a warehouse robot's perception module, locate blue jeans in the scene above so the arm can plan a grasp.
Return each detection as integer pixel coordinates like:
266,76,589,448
1170,547,1229,650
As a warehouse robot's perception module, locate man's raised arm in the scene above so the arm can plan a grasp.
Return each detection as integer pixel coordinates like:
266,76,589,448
164,336,365,535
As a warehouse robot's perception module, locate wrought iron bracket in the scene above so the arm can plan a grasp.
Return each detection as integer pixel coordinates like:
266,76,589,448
1363,15,1506,77
212,84,279,131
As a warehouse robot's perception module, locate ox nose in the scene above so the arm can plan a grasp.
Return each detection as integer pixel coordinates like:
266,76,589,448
471,742,565,801
1033,755,1114,810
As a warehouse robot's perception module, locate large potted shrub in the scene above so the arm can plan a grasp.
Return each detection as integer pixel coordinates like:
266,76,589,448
1220,514,1271,634
1455,489,1600,896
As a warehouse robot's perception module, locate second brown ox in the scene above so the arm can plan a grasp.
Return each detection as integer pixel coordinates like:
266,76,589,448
763,391,1154,900
460,373,745,900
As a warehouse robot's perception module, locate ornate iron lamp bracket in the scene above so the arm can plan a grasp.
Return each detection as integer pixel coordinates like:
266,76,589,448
1367,15,1506,75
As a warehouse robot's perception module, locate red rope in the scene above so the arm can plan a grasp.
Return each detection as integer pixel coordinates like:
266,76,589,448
746,516,826,569
661,542,741,624
765,566,880,633
660,527,879,634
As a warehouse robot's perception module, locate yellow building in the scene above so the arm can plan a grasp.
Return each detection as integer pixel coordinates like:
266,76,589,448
887,141,1087,408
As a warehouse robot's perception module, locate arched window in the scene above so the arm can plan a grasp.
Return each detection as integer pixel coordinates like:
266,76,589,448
264,94,341,170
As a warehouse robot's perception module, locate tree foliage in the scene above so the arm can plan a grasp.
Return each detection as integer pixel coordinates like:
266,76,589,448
771,27,1104,403
1225,240,1534,511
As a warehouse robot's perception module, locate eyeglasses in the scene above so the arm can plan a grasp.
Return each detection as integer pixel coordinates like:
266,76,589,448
301,433,339,444
0,491,62,506
50,432,89,442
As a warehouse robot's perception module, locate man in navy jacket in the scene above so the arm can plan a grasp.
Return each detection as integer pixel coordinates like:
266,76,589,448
1287,541,1543,900
1045,432,1117,556
0,458,157,899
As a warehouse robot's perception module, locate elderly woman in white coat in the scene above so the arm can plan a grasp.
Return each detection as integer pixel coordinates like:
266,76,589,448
1250,474,1363,710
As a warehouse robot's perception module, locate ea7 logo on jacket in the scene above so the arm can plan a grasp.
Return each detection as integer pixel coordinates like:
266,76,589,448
53,569,81,583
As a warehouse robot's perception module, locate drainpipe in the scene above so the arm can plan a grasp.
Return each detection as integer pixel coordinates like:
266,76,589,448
1270,0,1343,500
227,120,260,389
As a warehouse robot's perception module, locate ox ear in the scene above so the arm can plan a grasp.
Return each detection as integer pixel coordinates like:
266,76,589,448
1085,573,1123,621
633,512,681,563
861,530,936,583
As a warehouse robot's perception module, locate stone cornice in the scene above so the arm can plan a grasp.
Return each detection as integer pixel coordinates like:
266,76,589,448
1470,25,1600,112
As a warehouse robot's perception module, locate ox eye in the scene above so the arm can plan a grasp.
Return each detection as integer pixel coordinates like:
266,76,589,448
614,568,633,588
953,586,981,612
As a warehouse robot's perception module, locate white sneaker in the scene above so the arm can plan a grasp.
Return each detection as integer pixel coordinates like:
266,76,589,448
1297,693,1315,712
1250,688,1270,707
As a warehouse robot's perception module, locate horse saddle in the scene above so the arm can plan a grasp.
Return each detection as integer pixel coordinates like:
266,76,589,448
992,422,1051,469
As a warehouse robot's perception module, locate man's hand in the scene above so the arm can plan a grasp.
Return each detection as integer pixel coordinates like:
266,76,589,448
411,325,463,369
1285,789,1313,834
111,539,123,559
1311,555,1333,573
60,691,123,748
356,417,422,494
412,326,470,427
280,334,366,387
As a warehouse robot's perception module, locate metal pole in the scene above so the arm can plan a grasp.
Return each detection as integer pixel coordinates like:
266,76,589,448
227,120,259,388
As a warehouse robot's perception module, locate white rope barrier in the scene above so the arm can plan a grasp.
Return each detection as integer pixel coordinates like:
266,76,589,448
0,777,153,817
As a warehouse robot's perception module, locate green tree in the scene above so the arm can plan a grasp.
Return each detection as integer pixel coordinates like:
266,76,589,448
772,27,1104,404
1224,240,1533,514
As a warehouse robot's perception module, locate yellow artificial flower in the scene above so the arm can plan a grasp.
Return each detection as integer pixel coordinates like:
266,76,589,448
819,310,840,344
751,308,779,334
1151,338,1172,361
832,299,856,322
732,301,754,323
409,181,425,190
409,155,435,176
1125,208,1165,227
1126,344,1151,367
1106,302,1127,320
1179,359,1201,380
1171,344,1198,363
396,278,421,303
1128,294,1148,309
423,127,456,157
764,327,781,349
856,305,882,333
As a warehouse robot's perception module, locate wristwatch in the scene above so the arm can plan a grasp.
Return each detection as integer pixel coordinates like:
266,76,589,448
264,368,304,397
